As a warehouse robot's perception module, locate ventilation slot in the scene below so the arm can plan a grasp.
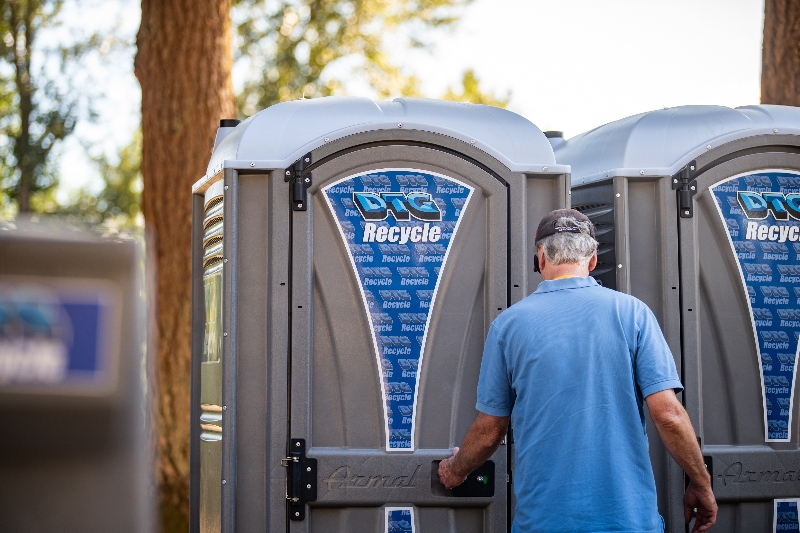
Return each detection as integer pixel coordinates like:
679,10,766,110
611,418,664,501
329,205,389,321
574,202,616,289
203,255,224,271
203,195,224,276
205,194,223,212
204,214,223,231
200,192,225,443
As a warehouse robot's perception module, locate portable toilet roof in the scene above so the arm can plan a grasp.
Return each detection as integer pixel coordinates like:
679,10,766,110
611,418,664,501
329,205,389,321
200,96,566,188
556,104,800,185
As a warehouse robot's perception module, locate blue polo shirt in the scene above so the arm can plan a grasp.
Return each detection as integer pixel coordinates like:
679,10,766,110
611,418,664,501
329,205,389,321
476,277,682,533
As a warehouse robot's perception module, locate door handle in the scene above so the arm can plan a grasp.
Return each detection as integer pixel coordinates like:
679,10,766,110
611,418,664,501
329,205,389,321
431,460,495,497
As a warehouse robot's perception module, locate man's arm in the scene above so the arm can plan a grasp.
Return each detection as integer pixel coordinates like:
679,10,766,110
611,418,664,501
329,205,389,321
646,389,717,533
437,412,509,489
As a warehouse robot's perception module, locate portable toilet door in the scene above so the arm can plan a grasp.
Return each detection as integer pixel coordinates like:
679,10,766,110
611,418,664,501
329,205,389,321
556,105,800,533
190,96,569,533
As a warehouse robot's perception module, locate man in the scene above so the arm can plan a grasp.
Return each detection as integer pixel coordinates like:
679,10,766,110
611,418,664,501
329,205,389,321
438,209,717,532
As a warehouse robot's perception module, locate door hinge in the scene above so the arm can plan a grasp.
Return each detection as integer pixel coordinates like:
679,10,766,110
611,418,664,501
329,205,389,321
285,153,312,211
672,160,698,218
281,438,317,521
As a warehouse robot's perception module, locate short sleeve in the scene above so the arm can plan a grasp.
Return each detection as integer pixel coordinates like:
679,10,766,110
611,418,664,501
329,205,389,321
476,322,514,416
634,305,683,398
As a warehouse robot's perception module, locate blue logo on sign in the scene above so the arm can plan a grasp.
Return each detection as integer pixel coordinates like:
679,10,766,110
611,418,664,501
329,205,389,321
737,191,800,221
711,171,800,442
353,192,441,221
0,280,113,390
775,499,799,532
324,170,472,451
386,508,414,533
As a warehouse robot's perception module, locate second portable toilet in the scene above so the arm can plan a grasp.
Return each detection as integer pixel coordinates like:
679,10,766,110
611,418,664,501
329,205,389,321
190,96,569,532
556,105,800,533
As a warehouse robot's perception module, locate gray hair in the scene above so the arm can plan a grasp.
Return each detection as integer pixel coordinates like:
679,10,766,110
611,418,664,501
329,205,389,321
536,216,598,266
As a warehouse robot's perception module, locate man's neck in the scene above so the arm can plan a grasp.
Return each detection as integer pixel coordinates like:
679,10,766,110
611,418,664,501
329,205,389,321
541,263,590,281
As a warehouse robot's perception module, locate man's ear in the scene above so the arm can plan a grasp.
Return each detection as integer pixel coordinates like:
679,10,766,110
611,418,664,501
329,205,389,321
588,251,597,272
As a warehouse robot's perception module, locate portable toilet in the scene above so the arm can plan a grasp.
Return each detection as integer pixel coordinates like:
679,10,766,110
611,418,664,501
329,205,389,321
0,223,152,532
555,105,800,533
190,96,569,532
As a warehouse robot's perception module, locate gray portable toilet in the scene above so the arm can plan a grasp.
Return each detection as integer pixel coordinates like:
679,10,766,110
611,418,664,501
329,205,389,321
556,105,800,533
190,96,569,532
0,222,152,532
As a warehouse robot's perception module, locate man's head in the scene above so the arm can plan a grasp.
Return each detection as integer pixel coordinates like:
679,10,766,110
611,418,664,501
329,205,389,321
534,209,598,276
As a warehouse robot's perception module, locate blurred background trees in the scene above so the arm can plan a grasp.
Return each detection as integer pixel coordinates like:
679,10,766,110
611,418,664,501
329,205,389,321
235,0,466,110
0,0,77,215
0,0,127,220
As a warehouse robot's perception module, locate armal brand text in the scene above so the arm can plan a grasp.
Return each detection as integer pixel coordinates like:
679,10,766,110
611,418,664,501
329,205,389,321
322,465,421,490
718,461,800,486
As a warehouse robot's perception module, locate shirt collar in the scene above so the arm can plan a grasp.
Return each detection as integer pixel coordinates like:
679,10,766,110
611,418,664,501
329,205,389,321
534,276,599,294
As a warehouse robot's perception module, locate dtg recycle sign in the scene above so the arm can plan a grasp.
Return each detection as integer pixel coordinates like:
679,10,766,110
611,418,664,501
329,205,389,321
711,170,800,442
323,169,473,451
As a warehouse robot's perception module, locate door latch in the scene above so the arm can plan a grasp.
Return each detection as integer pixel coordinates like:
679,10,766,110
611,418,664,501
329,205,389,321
285,153,312,211
281,438,317,521
672,160,698,218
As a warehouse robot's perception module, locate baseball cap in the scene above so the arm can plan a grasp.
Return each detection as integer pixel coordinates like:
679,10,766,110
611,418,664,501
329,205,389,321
534,208,595,242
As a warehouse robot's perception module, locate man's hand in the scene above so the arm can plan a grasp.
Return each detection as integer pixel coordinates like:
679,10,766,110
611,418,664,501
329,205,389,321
684,480,717,533
647,390,717,531
437,413,509,490
437,447,467,489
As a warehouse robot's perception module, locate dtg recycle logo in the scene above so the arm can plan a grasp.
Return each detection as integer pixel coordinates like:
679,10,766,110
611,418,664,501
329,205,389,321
352,191,442,221
323,169,473,451
711,171,800,442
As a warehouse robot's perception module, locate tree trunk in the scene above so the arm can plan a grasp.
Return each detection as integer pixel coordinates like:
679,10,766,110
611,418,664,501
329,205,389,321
135,2,235,531
762,0,800,105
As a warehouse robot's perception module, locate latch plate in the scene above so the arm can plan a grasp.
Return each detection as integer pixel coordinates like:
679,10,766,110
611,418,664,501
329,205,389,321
283,438,317,521
703,455,713,489
684,455,713,490
451,460,495,498
672,160,698,218
285,153,312,211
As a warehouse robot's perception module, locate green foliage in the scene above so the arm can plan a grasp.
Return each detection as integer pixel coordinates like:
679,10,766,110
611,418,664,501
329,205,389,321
234,0,470,114
0,0,120,217
442,69,510,108
91,129,142,225
0,0,78,214
60,130,142,227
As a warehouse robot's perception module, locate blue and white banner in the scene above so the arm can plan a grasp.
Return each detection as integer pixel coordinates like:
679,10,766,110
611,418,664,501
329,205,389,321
385,507,415,533
710,171,800,442
775,499,800,533
0,278,117,392
323,169,473,451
